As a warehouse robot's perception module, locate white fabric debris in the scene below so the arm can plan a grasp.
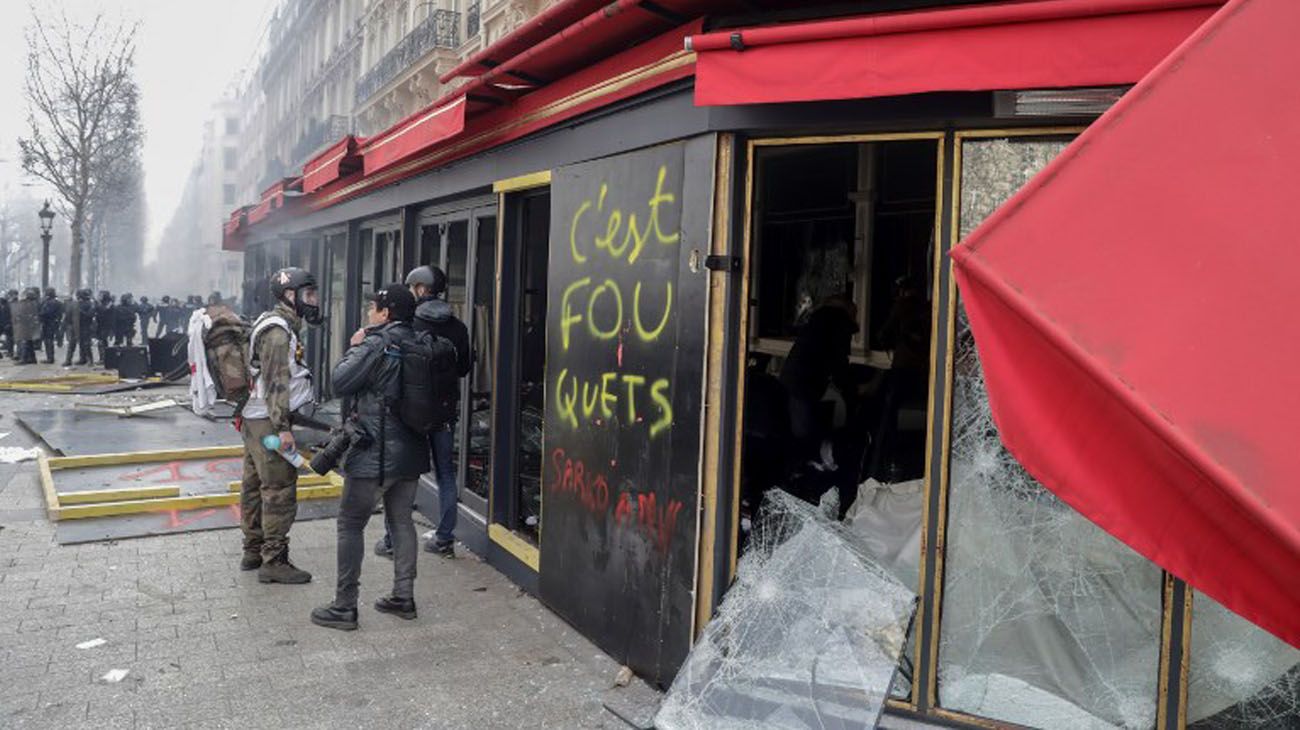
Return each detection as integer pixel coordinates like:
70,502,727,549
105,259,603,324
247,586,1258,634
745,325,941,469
76,638,107,650
100,669,130,683
656,490,916,730
187,307,216,415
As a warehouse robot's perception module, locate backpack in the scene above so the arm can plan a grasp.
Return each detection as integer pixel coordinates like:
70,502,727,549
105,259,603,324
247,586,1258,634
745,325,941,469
203,305,252,408
385,329,459,434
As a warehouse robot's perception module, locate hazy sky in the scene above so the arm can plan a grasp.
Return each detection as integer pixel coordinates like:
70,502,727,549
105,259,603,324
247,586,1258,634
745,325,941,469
0,0,281,259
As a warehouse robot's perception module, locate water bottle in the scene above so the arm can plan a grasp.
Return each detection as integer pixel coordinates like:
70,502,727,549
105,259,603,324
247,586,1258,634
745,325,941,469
262,433,307,469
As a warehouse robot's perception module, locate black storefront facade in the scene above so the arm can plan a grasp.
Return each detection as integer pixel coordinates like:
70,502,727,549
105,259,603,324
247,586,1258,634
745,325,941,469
231,4,1299,727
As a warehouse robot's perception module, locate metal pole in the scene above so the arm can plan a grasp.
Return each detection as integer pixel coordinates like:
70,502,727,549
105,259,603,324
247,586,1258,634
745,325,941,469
40,231,51,289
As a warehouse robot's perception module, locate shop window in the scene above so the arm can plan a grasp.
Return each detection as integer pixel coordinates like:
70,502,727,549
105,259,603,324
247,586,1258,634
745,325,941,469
740,137,940,698
507,190,549,541
937,136,1164,729
465,216,496,503
1187,592,1300,728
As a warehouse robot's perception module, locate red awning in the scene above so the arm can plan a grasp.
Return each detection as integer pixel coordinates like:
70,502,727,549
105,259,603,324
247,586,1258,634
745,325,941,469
361,97,466,176
688,0,1221,106
952,0,1300,647
302,135,364,194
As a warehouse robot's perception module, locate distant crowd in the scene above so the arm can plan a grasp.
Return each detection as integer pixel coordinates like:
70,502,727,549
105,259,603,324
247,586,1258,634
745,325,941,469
0,287,233,366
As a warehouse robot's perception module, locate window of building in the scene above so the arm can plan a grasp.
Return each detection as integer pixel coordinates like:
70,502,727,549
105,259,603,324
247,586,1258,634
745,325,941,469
225,117,239,135
222,184,236,206
223,147,237,170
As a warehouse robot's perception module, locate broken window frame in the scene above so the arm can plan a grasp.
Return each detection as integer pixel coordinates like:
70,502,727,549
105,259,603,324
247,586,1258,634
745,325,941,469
734,131,948,708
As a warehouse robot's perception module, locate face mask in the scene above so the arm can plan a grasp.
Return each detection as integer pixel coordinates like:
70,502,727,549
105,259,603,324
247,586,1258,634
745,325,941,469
295,287,322,326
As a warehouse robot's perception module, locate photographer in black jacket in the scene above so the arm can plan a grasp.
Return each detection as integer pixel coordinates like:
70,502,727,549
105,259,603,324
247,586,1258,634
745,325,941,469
312,284,430,631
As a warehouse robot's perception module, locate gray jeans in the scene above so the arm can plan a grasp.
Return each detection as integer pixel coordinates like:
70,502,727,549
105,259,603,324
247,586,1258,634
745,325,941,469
335,475,418,609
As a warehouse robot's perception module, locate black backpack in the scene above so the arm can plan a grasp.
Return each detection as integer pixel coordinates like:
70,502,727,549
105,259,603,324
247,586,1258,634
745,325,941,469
387,329,459,433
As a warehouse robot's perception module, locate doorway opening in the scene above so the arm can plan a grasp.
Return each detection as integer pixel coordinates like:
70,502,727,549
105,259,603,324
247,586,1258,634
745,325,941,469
737,137,941,696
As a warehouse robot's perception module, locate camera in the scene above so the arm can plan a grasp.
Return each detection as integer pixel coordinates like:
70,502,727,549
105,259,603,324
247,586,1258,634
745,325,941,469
309,420,369,475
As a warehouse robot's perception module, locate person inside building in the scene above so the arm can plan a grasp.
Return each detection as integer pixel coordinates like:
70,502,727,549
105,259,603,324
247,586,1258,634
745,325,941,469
12,287,40,364
239,267,320,584
0,289,13,360
64,289,94,367
38,287,64,364
375,265,472,560
94,290,114,364
779,295,860,472
137,295,155,339
312,284,428,631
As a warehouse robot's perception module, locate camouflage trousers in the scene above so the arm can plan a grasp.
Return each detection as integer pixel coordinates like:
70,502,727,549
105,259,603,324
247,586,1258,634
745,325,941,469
239,418,299,560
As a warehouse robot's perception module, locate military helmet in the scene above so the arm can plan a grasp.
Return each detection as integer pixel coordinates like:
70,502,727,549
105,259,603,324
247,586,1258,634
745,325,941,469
44,287,56,298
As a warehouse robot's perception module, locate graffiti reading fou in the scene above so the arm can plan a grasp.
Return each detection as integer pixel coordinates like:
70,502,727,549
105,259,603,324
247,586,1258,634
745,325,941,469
552,163,680,437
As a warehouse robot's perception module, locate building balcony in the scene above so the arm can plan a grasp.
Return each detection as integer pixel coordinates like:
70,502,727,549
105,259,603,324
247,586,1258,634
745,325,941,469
289,114,352,171
356,10,460,104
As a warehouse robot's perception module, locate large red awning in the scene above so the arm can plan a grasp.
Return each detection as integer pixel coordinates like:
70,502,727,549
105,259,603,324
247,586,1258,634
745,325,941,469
952,0,1300,647
688,0,1221,106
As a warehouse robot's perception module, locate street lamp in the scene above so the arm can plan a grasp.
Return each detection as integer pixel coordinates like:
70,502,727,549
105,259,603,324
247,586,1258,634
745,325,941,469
38,200,54,289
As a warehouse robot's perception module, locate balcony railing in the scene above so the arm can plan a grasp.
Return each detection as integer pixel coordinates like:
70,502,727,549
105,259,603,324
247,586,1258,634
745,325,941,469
467,2,481,40
356,10,460,103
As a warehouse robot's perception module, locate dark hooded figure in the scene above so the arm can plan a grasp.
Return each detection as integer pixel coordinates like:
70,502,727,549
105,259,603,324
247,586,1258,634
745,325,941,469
779,296,860,467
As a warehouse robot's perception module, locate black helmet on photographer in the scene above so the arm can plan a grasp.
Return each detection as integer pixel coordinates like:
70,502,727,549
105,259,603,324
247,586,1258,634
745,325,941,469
269,267,322,325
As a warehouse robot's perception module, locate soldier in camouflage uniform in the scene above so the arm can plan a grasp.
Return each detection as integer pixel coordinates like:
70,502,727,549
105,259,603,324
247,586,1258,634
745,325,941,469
239,267,322,584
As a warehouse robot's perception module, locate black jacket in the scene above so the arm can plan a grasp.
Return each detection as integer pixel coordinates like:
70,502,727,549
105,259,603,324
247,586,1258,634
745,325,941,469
413,298,472,377
331,321,431,480
39,297,64,328
779,305,859,401
95,303,114,338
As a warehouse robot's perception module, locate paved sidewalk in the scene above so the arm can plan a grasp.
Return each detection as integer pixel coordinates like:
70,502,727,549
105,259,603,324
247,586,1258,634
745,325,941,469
0,364,661,729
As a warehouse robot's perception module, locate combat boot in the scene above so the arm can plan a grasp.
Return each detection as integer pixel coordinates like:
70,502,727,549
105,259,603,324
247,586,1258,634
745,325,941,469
257,555,311,584
240,551,262,571
374,595,417,620
311,604,358,631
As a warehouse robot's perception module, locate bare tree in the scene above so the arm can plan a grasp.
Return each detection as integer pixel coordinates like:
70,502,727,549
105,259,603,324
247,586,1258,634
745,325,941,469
18,11,143,292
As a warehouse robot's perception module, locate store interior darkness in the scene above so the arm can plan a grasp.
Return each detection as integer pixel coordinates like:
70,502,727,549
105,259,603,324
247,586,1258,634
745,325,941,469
740,138,937,534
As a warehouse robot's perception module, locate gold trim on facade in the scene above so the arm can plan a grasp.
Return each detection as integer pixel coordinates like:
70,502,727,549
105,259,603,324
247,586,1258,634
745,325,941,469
489,523,541,571
493,169,553,193
694,133,733,639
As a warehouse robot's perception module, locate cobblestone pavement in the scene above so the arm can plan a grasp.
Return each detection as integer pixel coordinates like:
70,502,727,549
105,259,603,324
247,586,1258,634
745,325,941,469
0,361,661,730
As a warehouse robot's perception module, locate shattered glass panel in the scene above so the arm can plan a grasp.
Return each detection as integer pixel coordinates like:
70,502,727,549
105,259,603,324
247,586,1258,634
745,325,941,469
936,137,1165,729
656,490,916,730
1188,591,1300,728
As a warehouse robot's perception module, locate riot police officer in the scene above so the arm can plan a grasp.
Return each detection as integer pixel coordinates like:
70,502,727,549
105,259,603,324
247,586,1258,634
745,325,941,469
38,288,64,364
113,293,137,346
94,291,114,365
64,289,95,366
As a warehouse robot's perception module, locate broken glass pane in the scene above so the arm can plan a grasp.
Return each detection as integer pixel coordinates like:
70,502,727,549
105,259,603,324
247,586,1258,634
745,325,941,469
656,490,916,730
1188,591,1300,728
936,138,1164,729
